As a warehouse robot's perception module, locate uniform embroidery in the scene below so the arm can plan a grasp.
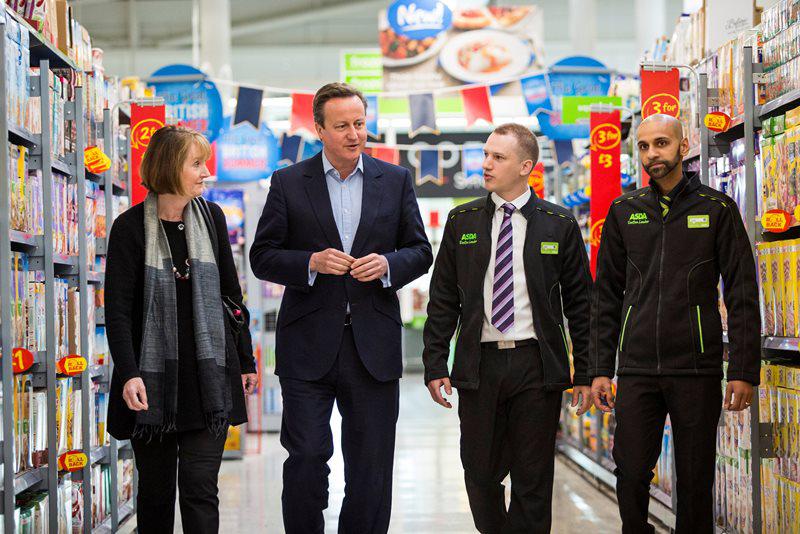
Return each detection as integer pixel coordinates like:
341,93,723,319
540,242,559,255
628,212,649,225
459,232,478,245
688,214,710,228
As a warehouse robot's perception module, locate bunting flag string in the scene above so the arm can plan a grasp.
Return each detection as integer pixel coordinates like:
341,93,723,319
461,86,493,126
417,148,445,186
290,93,316,135
233,86,264,128
408,93,439,138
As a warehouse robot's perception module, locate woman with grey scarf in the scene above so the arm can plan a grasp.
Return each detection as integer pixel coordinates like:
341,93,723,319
105,126,258,533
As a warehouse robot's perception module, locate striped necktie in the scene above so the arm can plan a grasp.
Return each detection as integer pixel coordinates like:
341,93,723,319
491,203,516,333
660,194,672,219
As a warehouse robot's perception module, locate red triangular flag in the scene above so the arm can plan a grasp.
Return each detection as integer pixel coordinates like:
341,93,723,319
369,147,400,165
461,86,493,127
290,93,316,136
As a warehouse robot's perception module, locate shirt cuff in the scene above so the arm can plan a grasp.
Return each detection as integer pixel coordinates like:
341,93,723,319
380,260,391,288
308,260,318,286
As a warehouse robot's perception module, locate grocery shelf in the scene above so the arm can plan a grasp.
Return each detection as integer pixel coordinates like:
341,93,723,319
13,466,48,495
714,116,746,143
88,271,103,285
686,144,701,160
85,170,104,184
9,230,41,251
8,124,39,148
762,336,800,352
52,156,73,177
89,365,105,379
95,307,105,326
93,499,135,534
758,89,800,119
90,446,108,466
6,8,80,70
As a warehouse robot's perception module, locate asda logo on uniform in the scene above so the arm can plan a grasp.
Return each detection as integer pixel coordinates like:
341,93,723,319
628,212,649,225
459,233,478,245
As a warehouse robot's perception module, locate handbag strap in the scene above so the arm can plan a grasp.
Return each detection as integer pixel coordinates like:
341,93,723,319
194,196,219,264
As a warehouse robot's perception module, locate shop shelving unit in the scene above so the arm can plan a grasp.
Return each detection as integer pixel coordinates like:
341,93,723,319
0,7,134,532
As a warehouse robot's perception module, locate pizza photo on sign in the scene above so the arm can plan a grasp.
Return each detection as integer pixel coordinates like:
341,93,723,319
487,6,533,28
453,8,493,30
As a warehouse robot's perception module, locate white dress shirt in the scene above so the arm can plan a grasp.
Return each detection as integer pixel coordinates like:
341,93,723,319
481,189,537,342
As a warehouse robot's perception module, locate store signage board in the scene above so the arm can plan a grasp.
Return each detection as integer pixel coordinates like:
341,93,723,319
58,451,88,472
561,96,622,125
130,103,166,206
589,110,622,276
704,111,732,133
705,0,755,54
215,119,279,183
10,347,34,374
340,49,383,94
149,64,224,143
533,56,613,141
640,68,680,119
381,1,543,94
762,209,792,233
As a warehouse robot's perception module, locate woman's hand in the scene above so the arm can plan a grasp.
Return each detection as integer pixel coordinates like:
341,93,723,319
242,373,259,395
123,377,149,411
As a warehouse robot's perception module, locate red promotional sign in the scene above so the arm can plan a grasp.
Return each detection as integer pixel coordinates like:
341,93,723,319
461,86,493,127
9,348,34,374
130,104,166,206
528,161,545,198
589,110,622,276
290,93,316,136
640,68,680,119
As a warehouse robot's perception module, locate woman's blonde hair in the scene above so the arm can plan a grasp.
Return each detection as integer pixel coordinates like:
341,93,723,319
139,125,212,196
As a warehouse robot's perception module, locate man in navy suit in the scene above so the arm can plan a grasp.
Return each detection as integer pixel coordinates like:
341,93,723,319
250,82,432,534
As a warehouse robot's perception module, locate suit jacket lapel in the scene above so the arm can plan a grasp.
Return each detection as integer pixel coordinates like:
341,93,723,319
350,154,384,258
303,153,344,250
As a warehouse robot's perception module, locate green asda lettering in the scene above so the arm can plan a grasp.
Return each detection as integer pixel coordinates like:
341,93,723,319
459,233,478,245
628,212,649,225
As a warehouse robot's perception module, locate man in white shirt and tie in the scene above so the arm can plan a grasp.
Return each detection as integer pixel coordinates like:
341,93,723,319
423,123,593,533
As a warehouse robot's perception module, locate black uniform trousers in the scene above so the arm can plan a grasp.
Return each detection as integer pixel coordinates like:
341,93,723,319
457,341,563,534
131,427,228,534
613,375,722,534
279,325,400,534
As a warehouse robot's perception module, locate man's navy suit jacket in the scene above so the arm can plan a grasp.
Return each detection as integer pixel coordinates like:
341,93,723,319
250,151,433,382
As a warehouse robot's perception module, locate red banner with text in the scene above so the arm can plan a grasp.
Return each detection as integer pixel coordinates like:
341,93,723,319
130,104,166,206
640,68,680,187
590,110,622,276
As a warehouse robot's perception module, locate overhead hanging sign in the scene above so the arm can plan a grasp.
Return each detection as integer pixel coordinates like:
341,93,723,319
534,56,613,141
381,2,543,93
561,95,622,125
130,103,166,206
341,50,383,94
589,109,622,276
149,64,224,143
640,68,680,119
215,119,280,182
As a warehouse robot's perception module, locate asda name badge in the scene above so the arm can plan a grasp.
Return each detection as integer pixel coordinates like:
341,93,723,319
387,0,453,40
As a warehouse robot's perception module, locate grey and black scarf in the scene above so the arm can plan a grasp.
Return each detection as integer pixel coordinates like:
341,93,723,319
134,193,231,439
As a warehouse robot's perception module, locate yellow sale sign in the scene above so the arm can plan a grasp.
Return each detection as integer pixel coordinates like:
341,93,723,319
58,451,88,472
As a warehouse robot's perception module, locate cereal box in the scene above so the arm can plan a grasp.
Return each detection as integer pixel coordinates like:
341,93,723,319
759,242,776,335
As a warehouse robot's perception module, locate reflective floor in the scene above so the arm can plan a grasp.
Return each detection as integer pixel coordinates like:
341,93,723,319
178,374,652,533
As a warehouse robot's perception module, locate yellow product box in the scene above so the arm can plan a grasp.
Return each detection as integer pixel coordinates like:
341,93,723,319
775,134,789,213
772,243,786,337
791,239,800,338
758,243,775,335
762,136,777,213
787,107,800,129
787,127,800,219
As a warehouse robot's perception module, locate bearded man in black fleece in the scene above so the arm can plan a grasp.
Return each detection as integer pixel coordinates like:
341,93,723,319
589,114,760,534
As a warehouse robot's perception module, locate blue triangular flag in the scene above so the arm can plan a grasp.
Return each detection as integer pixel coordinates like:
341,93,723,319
279,133,304,168
366,95,379,139
409,93,438,138
416,149,444,186
233,86,264,128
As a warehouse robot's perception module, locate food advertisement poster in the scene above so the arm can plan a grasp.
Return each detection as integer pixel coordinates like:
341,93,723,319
380,0,544,93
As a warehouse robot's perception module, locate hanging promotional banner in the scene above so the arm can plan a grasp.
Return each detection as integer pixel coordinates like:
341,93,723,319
149,64,224,143
640,68,680,119
366,94,380,139
534,56,613,141
290,93,316,136
462,142,484,180
215,119,280,183
461,85,493,126
204,189,246,245
381,1,543,93
340,49,383,94
130,103,166,206
589,110,622,276
561,95,622,125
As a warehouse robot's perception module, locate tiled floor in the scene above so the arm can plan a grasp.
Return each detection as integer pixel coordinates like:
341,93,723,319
176,374,650,533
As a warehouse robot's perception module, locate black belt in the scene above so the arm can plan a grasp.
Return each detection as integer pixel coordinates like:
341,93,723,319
344,313,352,326
480,338,537,350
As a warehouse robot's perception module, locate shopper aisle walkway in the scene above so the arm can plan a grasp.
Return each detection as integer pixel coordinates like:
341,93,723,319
204,374,626,533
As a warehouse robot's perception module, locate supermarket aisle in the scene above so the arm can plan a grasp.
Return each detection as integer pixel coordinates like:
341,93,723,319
189,375,631,533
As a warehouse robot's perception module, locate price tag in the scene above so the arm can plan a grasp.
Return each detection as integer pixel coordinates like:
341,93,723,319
704,112,732,133
57,354,87,376
762,209,792,233
9,348,34,374
58,451,88,472
84,146,112,174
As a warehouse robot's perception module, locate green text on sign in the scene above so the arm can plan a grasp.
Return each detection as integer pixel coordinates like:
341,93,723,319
561,96,623,125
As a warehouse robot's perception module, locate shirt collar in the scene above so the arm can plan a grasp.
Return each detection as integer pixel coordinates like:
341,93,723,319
491,189,531,212
322,149,363,180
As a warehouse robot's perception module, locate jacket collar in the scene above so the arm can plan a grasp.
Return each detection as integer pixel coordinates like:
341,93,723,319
483,187,539,219
649,171,700,202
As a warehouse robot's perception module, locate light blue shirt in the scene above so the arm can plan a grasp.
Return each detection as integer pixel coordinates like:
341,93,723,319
308,150,390,289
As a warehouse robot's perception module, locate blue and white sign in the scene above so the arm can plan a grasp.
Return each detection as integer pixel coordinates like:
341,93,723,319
387,0,452,40
216,119,279,182
524,56,612,141
149,64,224,143
461,143,484,180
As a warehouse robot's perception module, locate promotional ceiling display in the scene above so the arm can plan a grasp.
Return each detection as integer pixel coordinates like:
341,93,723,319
149,64,224,143
394,132,489,197
215,118,280,183
380,0,543,92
